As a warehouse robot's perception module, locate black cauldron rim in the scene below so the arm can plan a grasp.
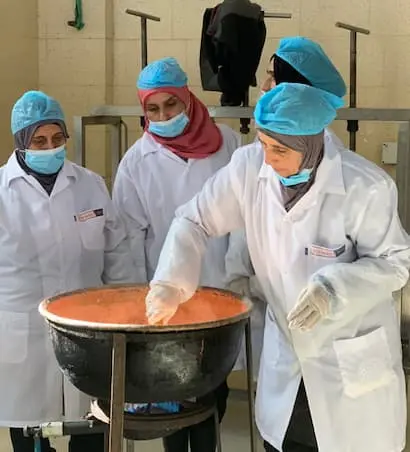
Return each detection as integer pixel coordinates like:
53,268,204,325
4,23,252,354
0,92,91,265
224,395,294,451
38,284,253,333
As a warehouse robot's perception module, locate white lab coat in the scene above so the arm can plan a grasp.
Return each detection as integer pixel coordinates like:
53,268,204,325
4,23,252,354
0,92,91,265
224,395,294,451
225,229,266,378
228,128,343,378
112,124,241,290
0,154,136,427
151,139,410,452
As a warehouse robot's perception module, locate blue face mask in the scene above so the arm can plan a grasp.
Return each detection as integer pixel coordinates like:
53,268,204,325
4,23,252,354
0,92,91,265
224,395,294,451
24,145,66,175
148,112,189,138
276,168,312,187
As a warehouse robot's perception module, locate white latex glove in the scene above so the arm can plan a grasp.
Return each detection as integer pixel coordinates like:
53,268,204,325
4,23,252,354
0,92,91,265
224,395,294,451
227,277,251,298
145,283,187,325
287,279,333,332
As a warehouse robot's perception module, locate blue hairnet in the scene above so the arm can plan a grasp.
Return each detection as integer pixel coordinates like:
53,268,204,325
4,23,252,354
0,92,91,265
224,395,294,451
137,57,188,90
254,83,344,136
11,91,65,135
276,37,347,98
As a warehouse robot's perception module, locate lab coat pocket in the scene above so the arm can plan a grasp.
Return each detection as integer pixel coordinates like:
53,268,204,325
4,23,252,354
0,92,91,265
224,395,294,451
333,327,396,399
77,216,105,251
0,311,29,364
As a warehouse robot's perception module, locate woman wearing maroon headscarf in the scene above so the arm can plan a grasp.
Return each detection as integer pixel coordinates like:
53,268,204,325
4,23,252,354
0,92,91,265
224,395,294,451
112,57,241,452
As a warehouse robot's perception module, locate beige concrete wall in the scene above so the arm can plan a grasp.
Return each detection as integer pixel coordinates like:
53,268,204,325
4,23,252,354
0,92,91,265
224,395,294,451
38,0,114,179
33,0,410,180
112,0,408,177
0,0,39,163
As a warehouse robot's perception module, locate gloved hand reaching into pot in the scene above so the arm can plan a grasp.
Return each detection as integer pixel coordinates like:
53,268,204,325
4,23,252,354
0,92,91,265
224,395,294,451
145,283,188,325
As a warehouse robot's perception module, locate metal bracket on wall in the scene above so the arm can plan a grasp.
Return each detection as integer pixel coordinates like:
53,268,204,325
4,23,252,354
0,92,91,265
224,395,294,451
336,22,370,152
125,10,161,69
74,108,410,176
263,12,292,19
125,9,161,130
73,116,126,190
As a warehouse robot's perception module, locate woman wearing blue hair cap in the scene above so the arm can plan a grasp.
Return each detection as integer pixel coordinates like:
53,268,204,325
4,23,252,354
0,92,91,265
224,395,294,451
224,36,347,349
144,83,410,452
258,36,346,150
113,57,243,452
261,37,346,97
254,84,344,211
0,91,137,452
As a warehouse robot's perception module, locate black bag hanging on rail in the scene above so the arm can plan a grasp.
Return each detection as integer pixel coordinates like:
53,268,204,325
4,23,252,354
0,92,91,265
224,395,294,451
200,0,266,106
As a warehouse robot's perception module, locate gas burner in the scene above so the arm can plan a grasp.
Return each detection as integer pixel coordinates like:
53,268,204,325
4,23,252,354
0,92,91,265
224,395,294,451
90,398,218,441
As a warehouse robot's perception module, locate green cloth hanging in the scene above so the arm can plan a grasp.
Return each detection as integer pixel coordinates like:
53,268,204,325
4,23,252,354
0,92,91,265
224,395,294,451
67,0,85,30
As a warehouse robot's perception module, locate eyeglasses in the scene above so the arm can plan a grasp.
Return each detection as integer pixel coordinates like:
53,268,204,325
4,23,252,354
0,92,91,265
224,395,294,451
29,133,67,150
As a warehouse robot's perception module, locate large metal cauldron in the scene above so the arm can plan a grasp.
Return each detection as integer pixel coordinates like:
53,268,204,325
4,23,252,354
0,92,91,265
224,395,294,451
39,285,252,403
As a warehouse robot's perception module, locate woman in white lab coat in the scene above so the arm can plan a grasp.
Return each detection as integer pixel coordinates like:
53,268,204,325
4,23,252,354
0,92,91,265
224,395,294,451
225,36,349,376
112,58,241,452
145,83,410,452
0,91,136,452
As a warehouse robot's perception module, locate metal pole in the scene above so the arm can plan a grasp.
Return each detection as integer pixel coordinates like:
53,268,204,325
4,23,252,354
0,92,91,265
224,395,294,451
120,120,129,155
263,12,292,19
125,9,161,23
139,16,147,129
349,31,357,151
125,9,161,68
245,319,257,452
141,17,148,69
335,22,370,152
88,105,410,121
109,333,127,452
125,10,160,131
240,90,250,134
335,22,371,36
110,122,122,184
73,116,85,166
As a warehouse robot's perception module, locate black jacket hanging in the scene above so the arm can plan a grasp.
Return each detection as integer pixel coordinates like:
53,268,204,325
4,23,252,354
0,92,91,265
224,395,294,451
200,3,266,106
200,8,221,92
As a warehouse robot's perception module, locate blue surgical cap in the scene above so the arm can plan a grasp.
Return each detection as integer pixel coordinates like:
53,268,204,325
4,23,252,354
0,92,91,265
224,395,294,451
276,37,347,98
11,91,65,135
254,83,344,136
137,57,188,90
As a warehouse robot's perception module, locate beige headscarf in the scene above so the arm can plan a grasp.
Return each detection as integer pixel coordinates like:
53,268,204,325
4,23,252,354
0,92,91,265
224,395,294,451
260,130,325,211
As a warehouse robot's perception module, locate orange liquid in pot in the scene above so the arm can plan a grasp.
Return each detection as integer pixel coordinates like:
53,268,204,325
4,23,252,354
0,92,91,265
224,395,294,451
46,287,248,326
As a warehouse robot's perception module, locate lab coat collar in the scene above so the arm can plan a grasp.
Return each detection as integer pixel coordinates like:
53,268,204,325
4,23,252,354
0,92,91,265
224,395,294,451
140,132,195,165
258,140,346,196
313,141,346,196
5,152,77,188
140,132,158,156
